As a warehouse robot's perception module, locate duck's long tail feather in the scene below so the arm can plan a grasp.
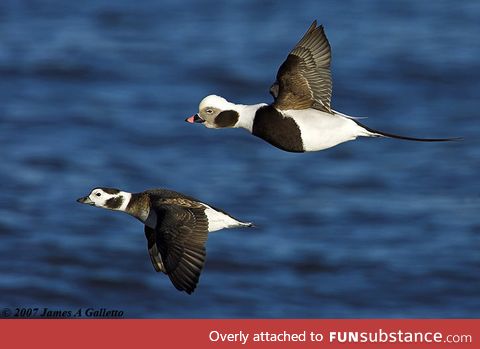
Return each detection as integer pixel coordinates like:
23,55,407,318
354,120,462,142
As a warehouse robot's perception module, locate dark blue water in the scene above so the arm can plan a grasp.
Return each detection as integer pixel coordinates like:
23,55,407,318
0,0,479,318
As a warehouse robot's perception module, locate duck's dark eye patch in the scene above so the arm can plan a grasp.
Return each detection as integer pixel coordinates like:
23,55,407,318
214,110,239,127
105,196,123,209
96,193,101,197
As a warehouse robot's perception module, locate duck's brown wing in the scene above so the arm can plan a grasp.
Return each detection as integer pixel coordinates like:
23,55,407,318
145,226,165,273
148,202,209,294
271,20,333,113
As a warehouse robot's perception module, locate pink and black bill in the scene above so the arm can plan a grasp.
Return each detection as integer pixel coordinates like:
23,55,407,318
185,114,204,124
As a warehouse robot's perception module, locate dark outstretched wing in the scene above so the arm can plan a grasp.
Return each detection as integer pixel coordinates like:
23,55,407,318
271,20,332,113
149,203,209,294
145,226,165,272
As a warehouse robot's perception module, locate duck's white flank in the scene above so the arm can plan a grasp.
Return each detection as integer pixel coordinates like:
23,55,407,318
282,108,371,151
202,204,248,232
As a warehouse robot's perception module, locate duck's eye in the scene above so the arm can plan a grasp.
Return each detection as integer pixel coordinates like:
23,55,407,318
206,109,213,114
95,192,101,197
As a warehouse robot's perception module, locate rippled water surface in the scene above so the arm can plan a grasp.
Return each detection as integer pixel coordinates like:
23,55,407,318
0,0,479,317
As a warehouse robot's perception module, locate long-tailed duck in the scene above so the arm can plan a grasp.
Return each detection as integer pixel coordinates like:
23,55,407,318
77,187,253,294
186,21,459,152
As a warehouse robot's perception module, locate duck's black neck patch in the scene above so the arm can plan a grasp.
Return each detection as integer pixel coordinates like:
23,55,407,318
215,110,239,127
106,196,124,209
252,105,304,152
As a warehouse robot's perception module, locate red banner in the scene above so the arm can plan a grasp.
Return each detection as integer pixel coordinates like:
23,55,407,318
0,319,477,348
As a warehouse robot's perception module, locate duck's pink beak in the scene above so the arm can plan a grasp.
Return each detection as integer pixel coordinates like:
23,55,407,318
185,114,204,123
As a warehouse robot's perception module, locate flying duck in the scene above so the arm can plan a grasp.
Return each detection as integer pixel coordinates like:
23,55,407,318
77,187,253,294
186,21,459,152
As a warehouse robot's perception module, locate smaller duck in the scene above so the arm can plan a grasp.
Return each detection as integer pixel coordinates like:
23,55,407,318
77,187,253,294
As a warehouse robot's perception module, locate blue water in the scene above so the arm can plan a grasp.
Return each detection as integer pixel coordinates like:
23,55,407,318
0,0,479,318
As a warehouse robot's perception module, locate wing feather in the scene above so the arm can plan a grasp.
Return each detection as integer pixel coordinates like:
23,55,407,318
272,20,333,113
144,226,165,272
148,204,209,294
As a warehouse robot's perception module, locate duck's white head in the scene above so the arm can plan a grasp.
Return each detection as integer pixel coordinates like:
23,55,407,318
186,95,240,129
77,187,131,211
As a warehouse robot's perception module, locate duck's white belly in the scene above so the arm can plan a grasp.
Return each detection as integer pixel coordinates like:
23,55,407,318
284,109,365,151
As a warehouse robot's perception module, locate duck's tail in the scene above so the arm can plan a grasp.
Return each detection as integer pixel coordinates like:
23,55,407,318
354,120,462,142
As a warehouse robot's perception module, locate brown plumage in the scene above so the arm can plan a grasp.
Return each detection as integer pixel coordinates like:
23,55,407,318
144,205,208,294
129,190,209,294
271,20,333,113
78,187,253,295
